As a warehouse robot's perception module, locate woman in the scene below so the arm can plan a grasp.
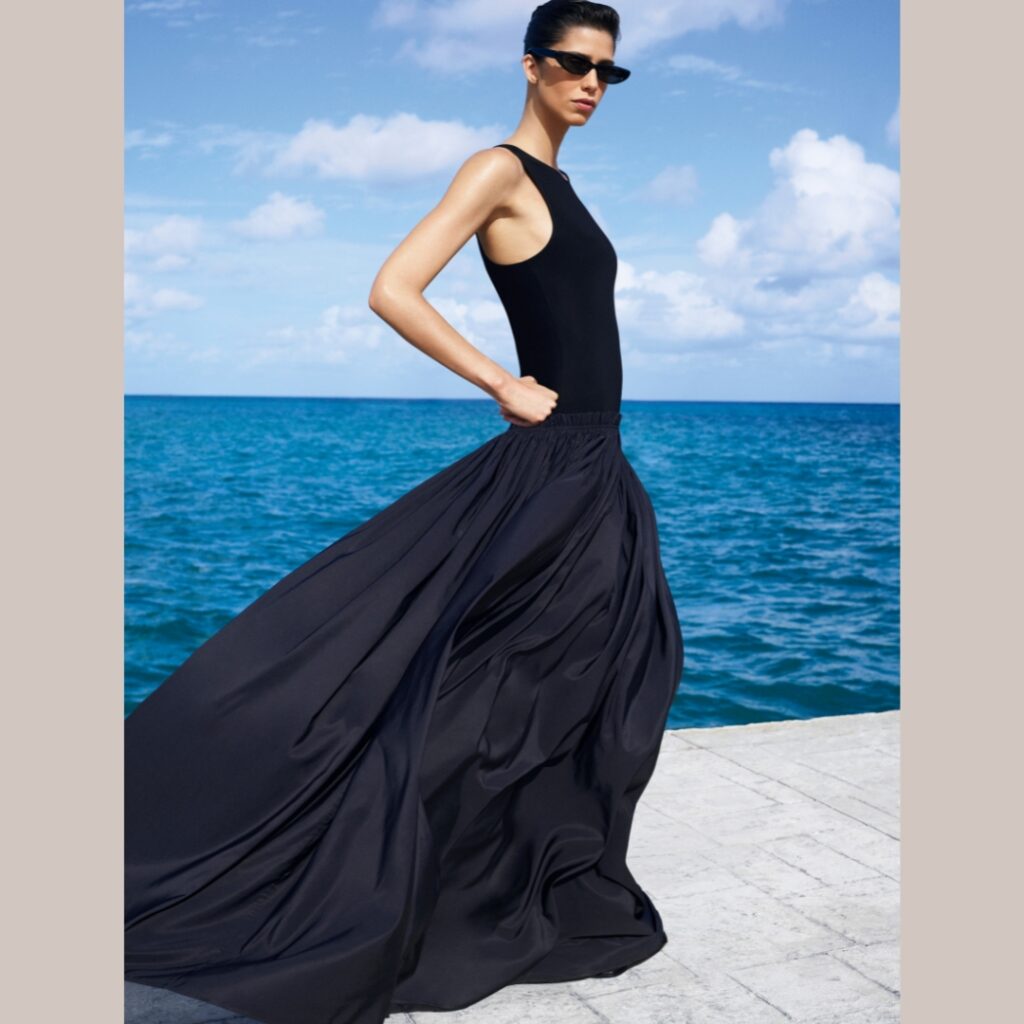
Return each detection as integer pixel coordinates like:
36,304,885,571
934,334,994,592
124,3,684,1023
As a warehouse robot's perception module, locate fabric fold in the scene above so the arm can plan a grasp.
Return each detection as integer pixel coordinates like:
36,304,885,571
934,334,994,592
125,410,684,1024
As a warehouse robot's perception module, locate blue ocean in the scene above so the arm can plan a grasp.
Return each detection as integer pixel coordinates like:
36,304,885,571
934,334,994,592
124,396,899,728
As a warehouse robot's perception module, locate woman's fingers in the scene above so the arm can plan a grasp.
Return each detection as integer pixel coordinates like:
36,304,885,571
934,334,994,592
496,376,558,426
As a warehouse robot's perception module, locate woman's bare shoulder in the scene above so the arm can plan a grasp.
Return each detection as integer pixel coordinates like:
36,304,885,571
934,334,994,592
443,145,524,203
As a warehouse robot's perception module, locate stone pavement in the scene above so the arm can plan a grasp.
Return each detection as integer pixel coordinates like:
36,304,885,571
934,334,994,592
125,710,900,1024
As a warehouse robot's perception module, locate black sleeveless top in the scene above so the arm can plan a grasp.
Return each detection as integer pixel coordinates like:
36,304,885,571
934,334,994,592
477,143,622,414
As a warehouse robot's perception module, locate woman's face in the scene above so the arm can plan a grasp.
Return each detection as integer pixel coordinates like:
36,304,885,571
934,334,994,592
526,25,615,124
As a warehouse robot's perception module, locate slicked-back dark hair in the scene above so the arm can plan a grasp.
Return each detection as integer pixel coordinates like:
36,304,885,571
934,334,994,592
523,1,622,54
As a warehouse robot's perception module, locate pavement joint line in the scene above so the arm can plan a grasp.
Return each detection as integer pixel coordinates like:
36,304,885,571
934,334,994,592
726,971,795,1020
699,745,899,839
827,948,900,997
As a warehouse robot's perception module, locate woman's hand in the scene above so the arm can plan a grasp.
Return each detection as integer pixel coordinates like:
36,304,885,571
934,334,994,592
495,375,559,426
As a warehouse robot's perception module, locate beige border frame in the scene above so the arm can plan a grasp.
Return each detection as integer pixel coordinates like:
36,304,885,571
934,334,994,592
7,1,1020,1020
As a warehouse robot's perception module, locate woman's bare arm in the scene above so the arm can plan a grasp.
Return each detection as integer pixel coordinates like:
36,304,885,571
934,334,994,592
367,148,558,425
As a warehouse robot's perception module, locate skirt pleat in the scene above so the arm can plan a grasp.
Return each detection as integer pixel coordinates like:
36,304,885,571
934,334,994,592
125,410,684,1024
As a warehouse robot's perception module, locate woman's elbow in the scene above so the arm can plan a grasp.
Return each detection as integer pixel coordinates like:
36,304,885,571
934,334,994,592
368,278,406,315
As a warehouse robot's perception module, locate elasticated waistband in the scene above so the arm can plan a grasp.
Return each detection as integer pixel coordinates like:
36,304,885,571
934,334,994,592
506,410,622,433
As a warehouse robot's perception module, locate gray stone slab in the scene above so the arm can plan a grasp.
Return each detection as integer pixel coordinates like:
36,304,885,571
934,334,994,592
577,969,792,1023
808,823,901,881
710,841,833,897
832,939,901,994
730,951,894,1020
804,1002,901,1024
681,794,859,846
406,985,603,1022
763,833,883,887
655,880,853,973
781,876,901,947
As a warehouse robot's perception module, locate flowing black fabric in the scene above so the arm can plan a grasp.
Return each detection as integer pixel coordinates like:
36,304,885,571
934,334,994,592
125,142,685,1024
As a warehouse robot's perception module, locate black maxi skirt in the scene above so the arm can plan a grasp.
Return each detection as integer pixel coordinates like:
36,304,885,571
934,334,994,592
125,409,684,1024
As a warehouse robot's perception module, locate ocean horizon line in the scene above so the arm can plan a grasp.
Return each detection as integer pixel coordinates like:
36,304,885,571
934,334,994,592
124,393,900,407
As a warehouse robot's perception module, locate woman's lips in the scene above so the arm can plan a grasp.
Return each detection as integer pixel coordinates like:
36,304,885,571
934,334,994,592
573,99,595,110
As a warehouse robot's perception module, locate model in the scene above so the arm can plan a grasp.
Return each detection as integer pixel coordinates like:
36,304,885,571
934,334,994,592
124,4,684,1023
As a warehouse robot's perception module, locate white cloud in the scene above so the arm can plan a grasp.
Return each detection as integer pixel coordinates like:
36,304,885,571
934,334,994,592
665,53,797,92
125,326,178,356
641,164,699,205
125,192,207,211
127,0,202,12
125,214,204,268
124,128,175,151
125,272,204,319
614,128,900,355
150,288,204,311
151,253,191,271
268,113,503,181
615,260,745,345
191,125,287,175
188,113,505,183
240,33,298,48
238,288,514,371
230,192,325,240
246,304,387,367
698,128,900,276
126,0,216,28
426,294,514,359
697,212,751,268
370,0,788,73
618,0,788,51
836,272,900,338
886,101,900,146
124,272,145,310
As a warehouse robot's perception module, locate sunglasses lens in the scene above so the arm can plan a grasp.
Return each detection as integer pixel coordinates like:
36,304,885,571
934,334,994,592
600,66,630,84
561,55,592,75
540,49,631,84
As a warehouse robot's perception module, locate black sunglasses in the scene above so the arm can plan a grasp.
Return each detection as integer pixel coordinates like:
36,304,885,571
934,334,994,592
526,47,631,85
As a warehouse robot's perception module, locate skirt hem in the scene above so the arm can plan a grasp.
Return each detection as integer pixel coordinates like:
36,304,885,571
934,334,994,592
126,931,669,1024
390,929,669,1015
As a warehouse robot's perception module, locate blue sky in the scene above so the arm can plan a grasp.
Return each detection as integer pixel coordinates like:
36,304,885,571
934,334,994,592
125,0,899,403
